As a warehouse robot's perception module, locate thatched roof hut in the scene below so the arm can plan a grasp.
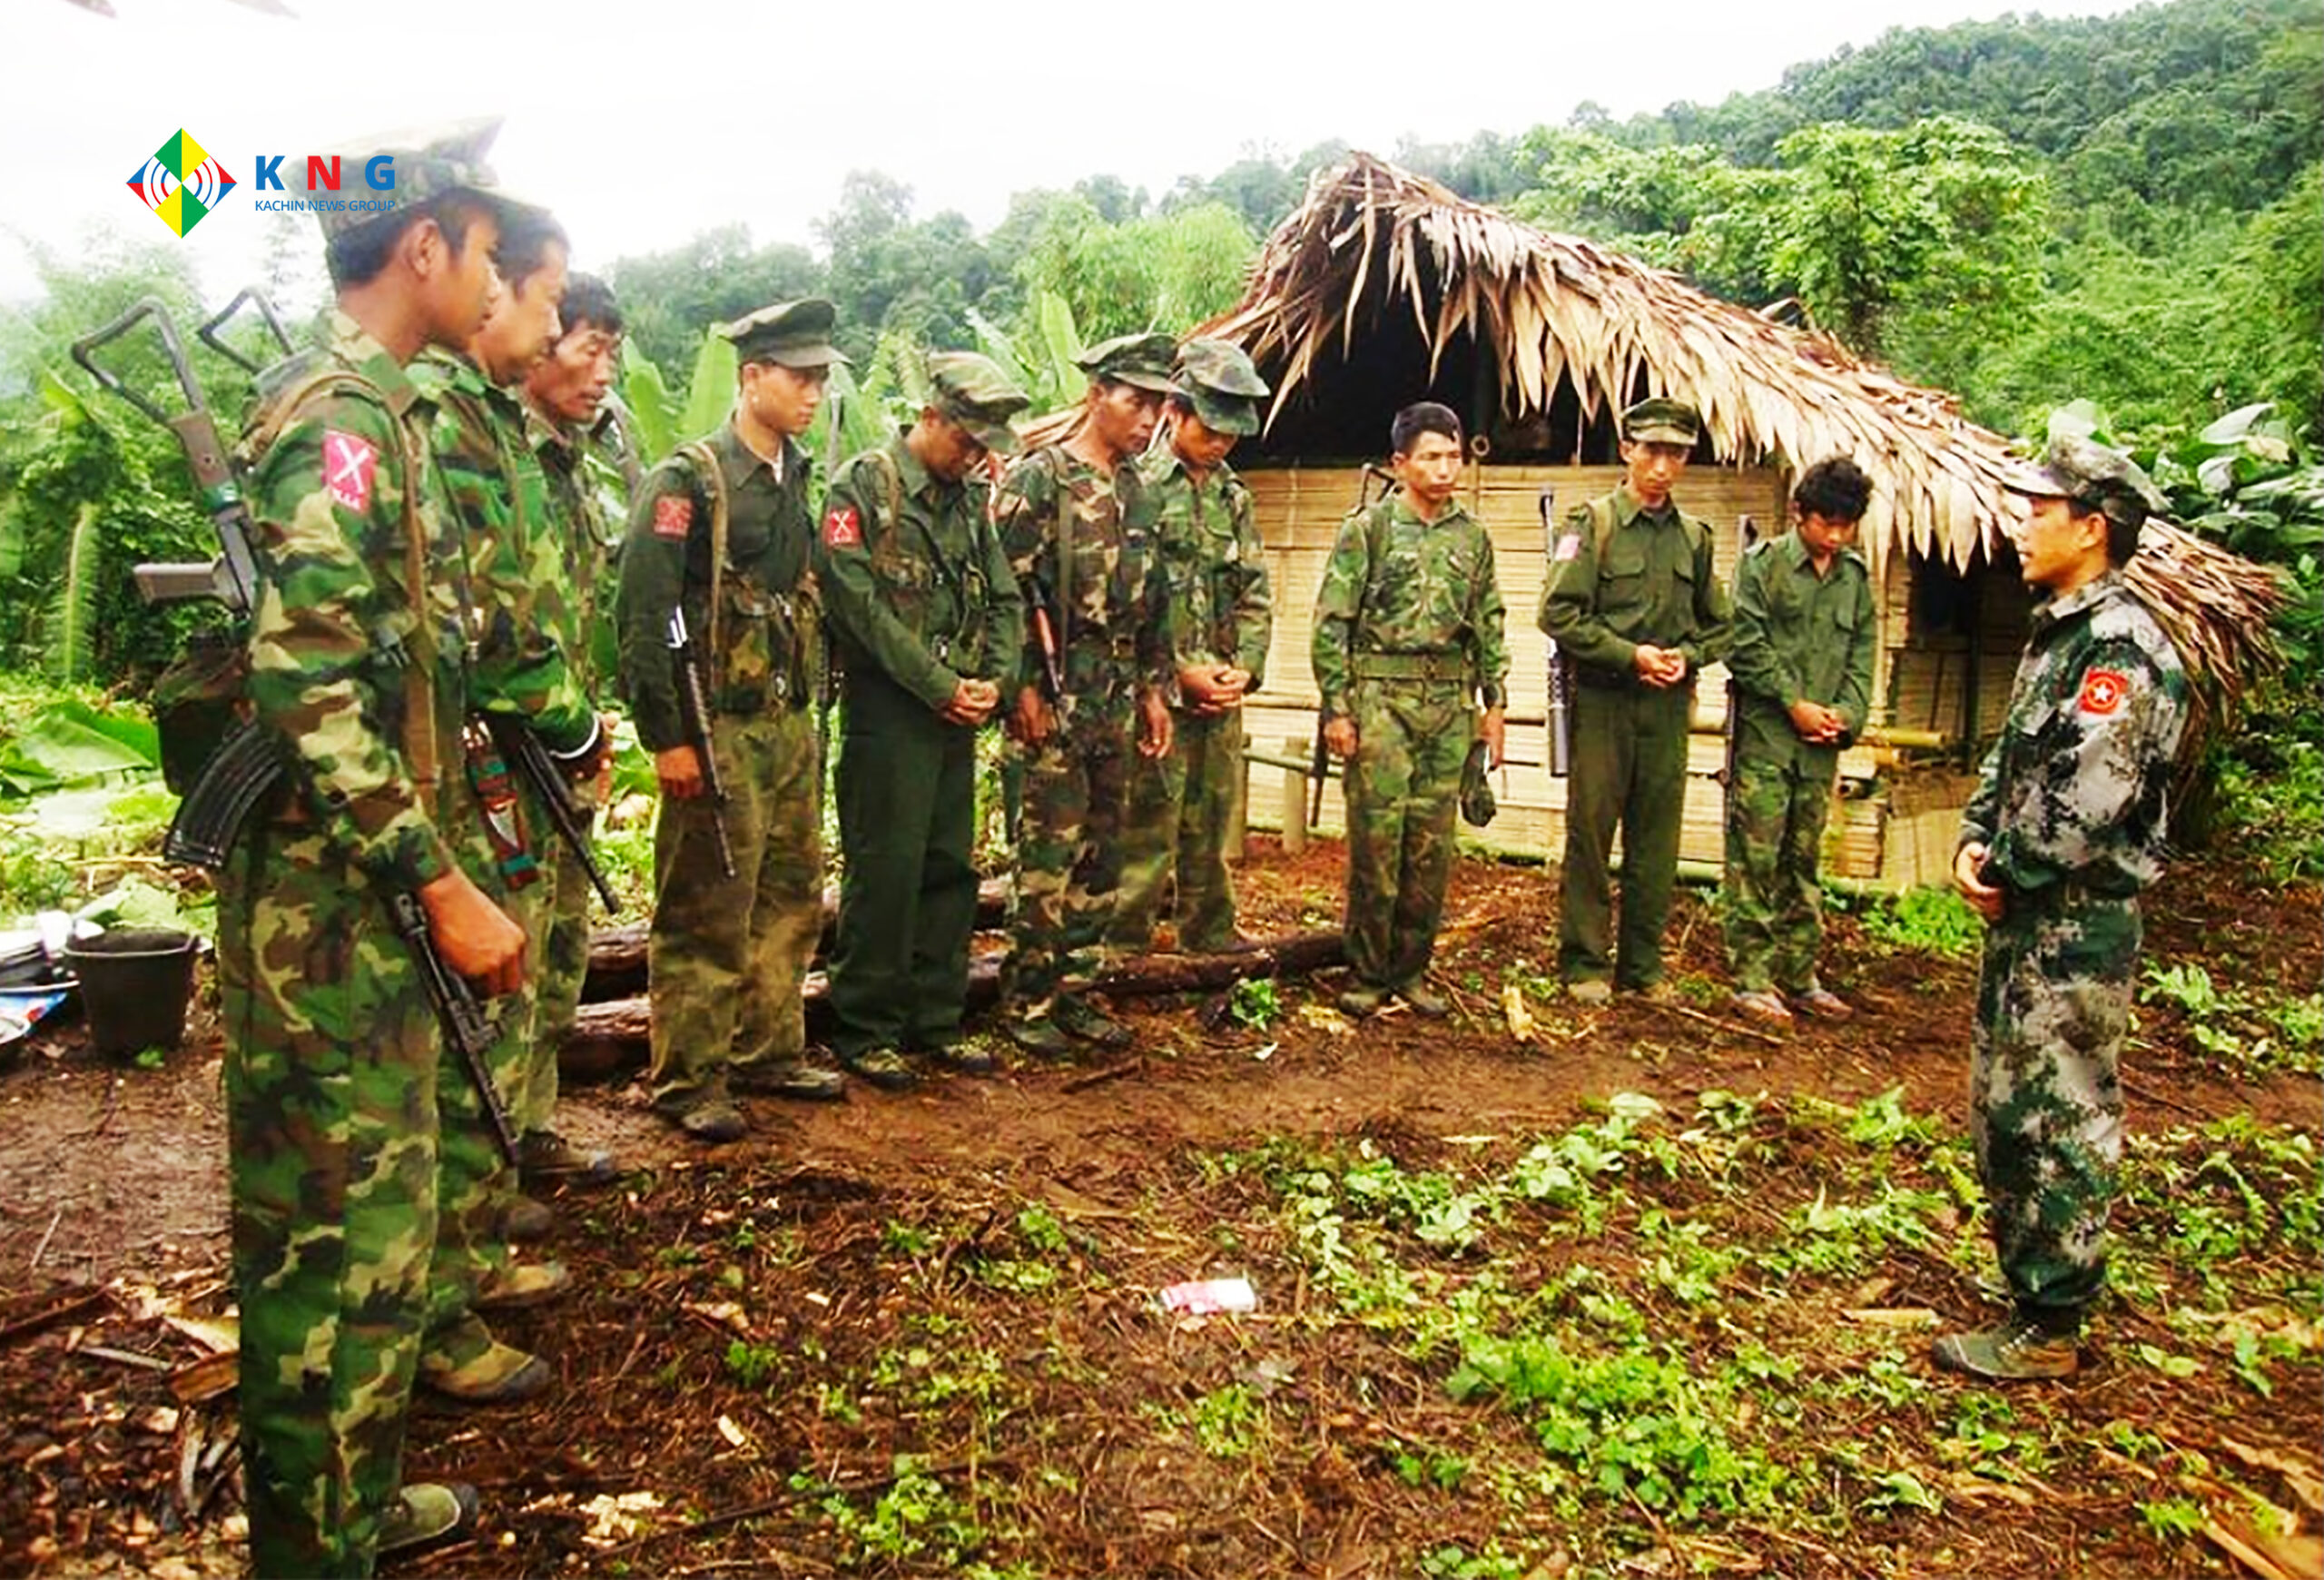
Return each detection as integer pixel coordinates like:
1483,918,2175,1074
1196,153,2280,733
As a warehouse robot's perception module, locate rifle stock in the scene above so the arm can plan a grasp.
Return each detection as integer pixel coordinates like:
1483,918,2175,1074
1537,487,1573,778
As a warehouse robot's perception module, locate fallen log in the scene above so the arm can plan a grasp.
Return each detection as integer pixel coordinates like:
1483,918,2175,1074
561,928,1344,1081
582,877,1012,1002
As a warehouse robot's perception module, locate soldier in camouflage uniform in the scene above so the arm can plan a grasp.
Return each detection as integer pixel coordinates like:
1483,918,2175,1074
1108,340,1274,956
219,124,524,1577
615,301,848,1141
1313,402,1509,1018
1721,456,1876,1024
411,203,606,1398
1540,397,1732,1002
995,332,1177,1059
1935,436,2188,1382
817,353,1030,1083
519,272,629,1186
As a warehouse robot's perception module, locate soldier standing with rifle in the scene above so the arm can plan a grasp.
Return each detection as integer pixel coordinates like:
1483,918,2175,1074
520,272,631,1184
216,123,525,1575
1540,397,1731,1004
1108,339,1274,956
1312,401,1509,1019
1720,457,1876,1025
994,333,1177,1060
816,353,1030,1085
615,301,848,1141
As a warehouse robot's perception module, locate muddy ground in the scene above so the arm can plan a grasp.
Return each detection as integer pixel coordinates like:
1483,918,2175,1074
2,837,2318,1578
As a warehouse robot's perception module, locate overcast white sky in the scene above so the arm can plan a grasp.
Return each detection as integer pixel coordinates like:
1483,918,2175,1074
5,0,2135,308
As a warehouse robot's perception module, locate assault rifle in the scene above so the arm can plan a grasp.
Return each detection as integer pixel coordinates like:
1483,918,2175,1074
1721,514,1760,804
1537,486,1573,777
388,892,517,1167
666,607,737,881
1025,574,1068,705
75,294,514,1146
483,714,621,913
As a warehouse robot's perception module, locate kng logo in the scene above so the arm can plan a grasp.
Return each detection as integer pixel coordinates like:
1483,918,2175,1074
126,129,239,238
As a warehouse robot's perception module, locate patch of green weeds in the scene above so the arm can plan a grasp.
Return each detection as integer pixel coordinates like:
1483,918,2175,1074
724,1339,783,1389
1184,1382,1265,1457
1859,884,1984,959
1417,1544,1532,1580
807,1455,987,1569
1228,976,1280,1030
2139,1496,2208,1539
2142,961,2324,1075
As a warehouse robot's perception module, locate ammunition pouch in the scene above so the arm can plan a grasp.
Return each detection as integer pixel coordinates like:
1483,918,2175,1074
151,629,251,796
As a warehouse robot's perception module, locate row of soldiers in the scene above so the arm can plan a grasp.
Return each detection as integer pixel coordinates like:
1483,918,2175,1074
198,116,2191,1575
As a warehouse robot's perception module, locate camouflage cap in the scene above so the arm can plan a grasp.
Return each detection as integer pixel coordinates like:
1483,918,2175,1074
1172,338,1270,437
722,299,848,370
927,351,1030,456
2001,435,2169,527
305,116,519,243
1460,738,1497,828
1621,396,1702,446
1075,331,1177,393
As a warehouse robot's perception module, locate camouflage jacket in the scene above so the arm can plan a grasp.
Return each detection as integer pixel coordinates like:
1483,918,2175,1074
994,443,1170,692
236,311,470,890
1137,447,1271,696
815,432,1023,709
615,417,820,750
1539,485,1731,682
412,349,597,761
527,401,629,697
1960,570,2190,900
1728,530,1876,771
1312,495,1510,719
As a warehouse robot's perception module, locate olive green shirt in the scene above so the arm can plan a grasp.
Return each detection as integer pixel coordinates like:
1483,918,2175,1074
1138,447,1272,691
1539,484,1731,680
1728,530,1877,772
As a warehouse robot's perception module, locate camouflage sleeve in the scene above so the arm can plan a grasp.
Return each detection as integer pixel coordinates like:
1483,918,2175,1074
1958,734,2005,854
1311,509,1371,721
813,459,956,711
1228,479,1274,685
434,382,598,760
1680,518,1733,672
1128,473,1173,687
1468,527,1510,708
993,452,1056,695
1538,503,1632,672
614,456,701,752
1983,639,2189,894
1725,546,1800,707
976,483,1025,692
243,398,454,890
1835,562,1877,739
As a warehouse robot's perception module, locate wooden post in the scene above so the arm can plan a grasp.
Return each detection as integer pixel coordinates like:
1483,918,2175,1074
1280,735,1308,856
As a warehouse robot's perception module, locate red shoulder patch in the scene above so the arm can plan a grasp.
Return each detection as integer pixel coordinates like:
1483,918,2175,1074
322,430,379,513
652,495,694,540
822,505,862,548
2078,667,2131,716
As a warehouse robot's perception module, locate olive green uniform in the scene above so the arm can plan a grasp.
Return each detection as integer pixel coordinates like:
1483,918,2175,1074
614,419,823,1113
816,434,1022,1058
1540,485,1732,991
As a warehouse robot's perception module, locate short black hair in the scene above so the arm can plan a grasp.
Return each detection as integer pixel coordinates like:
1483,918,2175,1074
559,272,623,338
2078,495,2145,566
324,193,489,290
1392,401,1462,457
496,206,570,291
1791,455,1874,523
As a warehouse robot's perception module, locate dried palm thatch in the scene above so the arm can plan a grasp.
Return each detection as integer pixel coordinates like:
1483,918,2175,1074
1187,153,2283,735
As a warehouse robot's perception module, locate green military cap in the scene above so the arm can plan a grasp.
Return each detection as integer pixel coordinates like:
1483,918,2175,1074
1621,396,1702,445
927,351,1030,456
1075,331,1177,393
1172,338,1270,437
722,299,848,370
2001,434,2169,528
305,115,521,243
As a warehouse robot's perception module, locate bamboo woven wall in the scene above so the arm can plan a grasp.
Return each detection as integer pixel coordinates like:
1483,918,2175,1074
1232,462,1978,884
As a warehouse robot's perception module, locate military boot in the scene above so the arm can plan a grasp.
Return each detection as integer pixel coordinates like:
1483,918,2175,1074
731,1057,849,1103
1336,984,1385,1018
378,1481,479,1558
518,1129,618,1189
420,1317,551,1405
921,1036,1000,1076
654,1091,748,1143
475,1259,570,1312
1053,994,1133,1050
1397,983,1451,1018
1931,1318,2080,1381
1004,1013,1078,1062
839,1047,921,1092
502,1195,556,1244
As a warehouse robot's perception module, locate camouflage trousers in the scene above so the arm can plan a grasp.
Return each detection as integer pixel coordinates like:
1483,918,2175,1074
1720,750,1837,992
1560,682,1692,990
1973,890,2141,1321
1342,679,1471,992
218,819,481,1578
1003,669,1137,1018
1109,708,1245,953
526,785,601,1131
648,706,822,1109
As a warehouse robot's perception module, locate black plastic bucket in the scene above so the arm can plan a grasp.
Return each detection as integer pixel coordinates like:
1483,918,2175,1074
63,929,199,1060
